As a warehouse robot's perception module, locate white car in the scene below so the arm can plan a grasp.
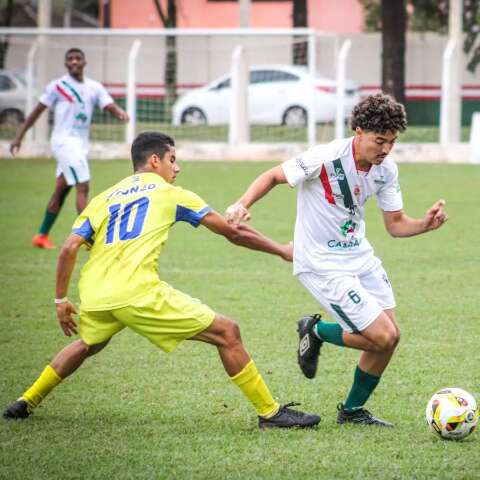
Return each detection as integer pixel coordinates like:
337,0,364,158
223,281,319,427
172,65,360,127
0,70,28,124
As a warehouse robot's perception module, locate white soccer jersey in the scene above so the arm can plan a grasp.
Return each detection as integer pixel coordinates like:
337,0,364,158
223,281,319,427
282,137,403,276
39,74,113,149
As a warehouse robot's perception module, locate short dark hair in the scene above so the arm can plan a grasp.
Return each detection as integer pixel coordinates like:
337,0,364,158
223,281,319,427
65,48,85,60
351,93,407,134
131,131,175,171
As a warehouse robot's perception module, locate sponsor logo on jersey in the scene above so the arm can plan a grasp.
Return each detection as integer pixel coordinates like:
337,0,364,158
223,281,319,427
327,239,361,249
341,219,357,237
75,112,88,123
374,175,386,185
295,156,309,177
333,167,345,181
106,183,158,201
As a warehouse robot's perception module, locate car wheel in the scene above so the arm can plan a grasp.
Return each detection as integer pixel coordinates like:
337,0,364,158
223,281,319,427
282,106,307,127
0,109,24,125
181,107,207,125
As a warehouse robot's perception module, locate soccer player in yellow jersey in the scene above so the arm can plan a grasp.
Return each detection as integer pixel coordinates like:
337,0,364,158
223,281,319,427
3,131,320,429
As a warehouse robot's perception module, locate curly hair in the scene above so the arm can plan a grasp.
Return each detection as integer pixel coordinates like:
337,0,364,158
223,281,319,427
351,93,407,133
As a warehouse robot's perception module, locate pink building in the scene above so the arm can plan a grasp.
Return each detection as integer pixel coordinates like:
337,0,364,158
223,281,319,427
105,0,365,33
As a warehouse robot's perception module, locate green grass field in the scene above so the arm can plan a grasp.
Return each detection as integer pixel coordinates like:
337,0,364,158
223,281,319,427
0,158,479,479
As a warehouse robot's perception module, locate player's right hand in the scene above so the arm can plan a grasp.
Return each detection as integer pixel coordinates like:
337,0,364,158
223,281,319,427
56,301,78,337
225,203,251,224
10,138,21,156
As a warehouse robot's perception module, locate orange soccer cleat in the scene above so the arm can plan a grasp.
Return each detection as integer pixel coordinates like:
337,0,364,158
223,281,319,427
32,233,56,249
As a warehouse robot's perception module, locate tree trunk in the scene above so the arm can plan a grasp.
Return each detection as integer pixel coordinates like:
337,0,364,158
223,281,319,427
164,33,177,123
153,0,177,123
292,0,308,66
381,0,406,105
0,0,14,69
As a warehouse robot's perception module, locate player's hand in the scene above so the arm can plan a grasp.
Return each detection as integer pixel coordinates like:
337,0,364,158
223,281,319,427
423,199,448,231
280,242,293,262
56,301,78,337
118,110,129,123
225,203,250,224
10,138,21,156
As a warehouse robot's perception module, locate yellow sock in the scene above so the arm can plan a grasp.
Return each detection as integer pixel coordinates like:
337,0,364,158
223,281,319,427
22,365,62,408
230,360,280,418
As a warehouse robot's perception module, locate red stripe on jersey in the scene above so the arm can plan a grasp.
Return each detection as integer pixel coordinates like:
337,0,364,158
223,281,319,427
56,84,74,103
320,164,336,205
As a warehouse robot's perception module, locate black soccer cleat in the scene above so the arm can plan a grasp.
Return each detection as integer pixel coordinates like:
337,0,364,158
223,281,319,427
3,399,31,420
258,402,321,429
297,314,323,379
336,403,394,427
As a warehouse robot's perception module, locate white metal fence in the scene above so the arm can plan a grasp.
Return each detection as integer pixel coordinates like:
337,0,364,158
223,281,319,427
0,28,477,162
0,28,349,149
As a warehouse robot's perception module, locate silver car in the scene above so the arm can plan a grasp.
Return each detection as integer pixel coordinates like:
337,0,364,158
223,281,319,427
0,70,28,124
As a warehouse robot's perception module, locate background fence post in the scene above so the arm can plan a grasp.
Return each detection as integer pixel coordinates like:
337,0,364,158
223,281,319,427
229,45,249,146
307,31,316,147
335,39,351,140
126,39,141,146
25,39,39,148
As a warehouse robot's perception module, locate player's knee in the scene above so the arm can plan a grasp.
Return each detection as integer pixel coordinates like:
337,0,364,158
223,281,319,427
377,329,400,351
85,339,110,357
76,181,89,194
218,317,242,348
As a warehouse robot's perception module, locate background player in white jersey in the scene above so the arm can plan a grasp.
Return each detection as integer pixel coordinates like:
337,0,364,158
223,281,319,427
225,93,448,427
10,48,128,249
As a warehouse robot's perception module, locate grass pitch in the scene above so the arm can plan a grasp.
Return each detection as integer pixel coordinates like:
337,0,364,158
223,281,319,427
0,158,479,479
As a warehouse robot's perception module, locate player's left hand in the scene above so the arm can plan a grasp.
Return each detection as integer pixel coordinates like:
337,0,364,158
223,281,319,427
56,301,78,337
423,199,448,231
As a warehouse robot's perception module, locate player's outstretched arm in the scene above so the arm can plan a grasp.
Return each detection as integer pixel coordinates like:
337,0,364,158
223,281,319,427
383,199,448,238
225,165,288,224
200,210,292,261
10,103,47,155
55,233,85,336
104,103,129,123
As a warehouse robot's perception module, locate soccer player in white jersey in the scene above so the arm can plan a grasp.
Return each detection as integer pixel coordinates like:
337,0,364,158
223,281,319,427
10,48,128,249
225,94,448,427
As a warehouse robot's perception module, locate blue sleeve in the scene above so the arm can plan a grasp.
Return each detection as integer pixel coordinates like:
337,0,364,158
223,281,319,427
72,218,95,245
175,205,211,227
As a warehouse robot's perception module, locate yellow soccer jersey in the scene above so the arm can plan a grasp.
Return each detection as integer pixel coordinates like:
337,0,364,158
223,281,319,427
72,172,211,310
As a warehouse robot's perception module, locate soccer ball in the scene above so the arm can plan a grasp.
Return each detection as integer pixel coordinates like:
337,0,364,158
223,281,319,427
426,387,479,440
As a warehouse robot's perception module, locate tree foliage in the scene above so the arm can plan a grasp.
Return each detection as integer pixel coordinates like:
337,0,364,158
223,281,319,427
358,0,480,72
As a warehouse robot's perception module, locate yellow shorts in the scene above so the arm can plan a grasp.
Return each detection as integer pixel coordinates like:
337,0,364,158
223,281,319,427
79,282,215,352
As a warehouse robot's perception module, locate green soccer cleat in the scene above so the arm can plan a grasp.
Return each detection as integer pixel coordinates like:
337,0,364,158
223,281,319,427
3,399,32,420
297,314,323,379
258,402,320,429
336,403,394,427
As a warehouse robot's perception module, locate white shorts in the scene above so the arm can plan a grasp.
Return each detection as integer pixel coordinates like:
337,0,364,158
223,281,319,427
52,141,90,186
297,264,396,333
